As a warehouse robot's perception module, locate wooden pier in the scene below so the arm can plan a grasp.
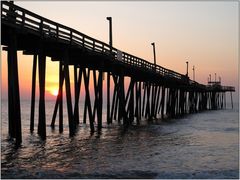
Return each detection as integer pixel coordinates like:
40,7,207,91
1,1,235,145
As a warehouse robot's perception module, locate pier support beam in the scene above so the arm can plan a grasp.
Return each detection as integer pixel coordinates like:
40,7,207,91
142,82,146,117
83,68,94,132
135,81,141,124
74,66,80,125
145,82,151,119
96,69,103,130
7,30,22,145
73,67,82,125
138,82,142,122
111,74,119,122
107,72,111,124
224,92,226,109
230,92,233,109
51,62,64,132
155,85,161,118
64,52,75,136
161,86,165,119
126,78,134,123
151,83,156,119
59,62,64,132
30,54,37,132
118,72,127,126
38,49,46,140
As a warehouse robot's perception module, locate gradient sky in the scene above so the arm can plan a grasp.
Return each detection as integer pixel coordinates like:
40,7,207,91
1,1,239,101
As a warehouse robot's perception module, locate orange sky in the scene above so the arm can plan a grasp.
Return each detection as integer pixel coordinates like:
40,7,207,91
1,1,238,102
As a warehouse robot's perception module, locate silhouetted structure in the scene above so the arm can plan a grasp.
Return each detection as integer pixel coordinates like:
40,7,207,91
1,2,235,145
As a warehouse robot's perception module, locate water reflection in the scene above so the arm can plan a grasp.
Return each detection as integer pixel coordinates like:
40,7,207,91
1,105,239,178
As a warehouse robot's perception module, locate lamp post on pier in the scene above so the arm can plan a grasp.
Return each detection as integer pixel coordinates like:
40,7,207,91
215,73,216,82
192,65,195,81
151,42,156,69
106,17,112,49
186,61,189,77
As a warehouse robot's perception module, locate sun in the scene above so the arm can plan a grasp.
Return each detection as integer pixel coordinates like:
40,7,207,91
50,89,59,96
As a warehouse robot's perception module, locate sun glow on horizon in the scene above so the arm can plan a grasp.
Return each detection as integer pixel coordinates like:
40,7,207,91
49,89,59,97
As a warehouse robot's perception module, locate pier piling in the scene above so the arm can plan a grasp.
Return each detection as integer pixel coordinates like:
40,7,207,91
37,49,46,140
30,54,37,132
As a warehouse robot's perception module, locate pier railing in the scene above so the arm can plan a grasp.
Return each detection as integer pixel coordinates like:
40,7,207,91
206,85,235,92
1,1,185,81
1,1,236,91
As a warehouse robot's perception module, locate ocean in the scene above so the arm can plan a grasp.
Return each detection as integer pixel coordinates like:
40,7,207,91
1,99,239,179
